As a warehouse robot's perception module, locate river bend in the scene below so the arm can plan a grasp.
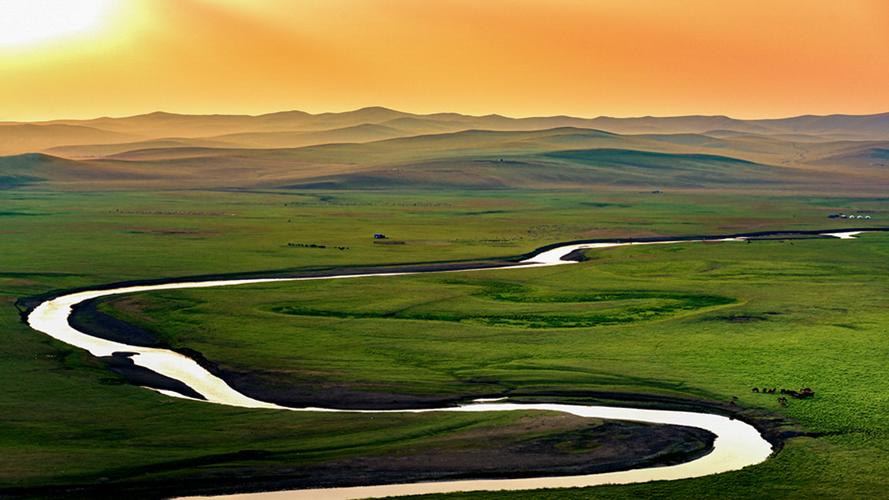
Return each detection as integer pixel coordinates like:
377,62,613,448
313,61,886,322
27,230,871,498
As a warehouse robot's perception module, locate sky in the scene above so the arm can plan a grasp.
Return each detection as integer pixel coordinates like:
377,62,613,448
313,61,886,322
1,0,888,121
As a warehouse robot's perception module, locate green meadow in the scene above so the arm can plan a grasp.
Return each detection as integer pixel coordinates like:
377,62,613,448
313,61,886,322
2,186,889,497
3,188,885,285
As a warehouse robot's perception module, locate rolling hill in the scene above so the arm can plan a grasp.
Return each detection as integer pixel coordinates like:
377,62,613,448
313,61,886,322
5,107,888,159
2,108,888,193
0,124,138,155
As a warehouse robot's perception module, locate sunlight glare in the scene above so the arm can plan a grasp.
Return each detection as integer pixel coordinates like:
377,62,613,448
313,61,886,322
0,0,115,47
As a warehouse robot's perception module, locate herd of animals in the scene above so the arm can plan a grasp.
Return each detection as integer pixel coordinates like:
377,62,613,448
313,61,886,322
751,387,815,407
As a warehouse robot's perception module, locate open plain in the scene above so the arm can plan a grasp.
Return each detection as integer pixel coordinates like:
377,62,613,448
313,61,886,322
0,107,888,498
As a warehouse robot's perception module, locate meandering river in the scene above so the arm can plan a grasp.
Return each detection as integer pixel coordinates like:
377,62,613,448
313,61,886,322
26,231,870,499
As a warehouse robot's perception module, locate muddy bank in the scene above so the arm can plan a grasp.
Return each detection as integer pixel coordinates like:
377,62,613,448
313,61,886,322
506,390,796,452
204,370,471,410
0,417,714,499
102,352,206,400
70,297,166,348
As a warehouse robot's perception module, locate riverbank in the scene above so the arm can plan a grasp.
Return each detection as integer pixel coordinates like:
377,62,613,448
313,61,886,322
17,226,888,317
19,230,841,498
0,416,715,499
50,227,888,412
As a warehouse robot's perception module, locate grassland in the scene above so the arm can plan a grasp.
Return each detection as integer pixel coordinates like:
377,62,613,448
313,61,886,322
1,181,887,497
100,232,889,416
4,188,887,287
3,105,889,498
96,231,889,498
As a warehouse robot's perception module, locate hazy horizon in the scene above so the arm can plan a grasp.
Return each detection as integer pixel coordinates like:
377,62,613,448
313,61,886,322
7,105,889,124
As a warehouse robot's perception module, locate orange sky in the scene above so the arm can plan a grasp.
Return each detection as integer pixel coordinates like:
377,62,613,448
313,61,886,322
2,0,889,121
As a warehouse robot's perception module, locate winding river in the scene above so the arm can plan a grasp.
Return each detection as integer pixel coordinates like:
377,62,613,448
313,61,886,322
25,230,870,499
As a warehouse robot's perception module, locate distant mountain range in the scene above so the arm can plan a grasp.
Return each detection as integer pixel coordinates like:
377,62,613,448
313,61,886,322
3,107,889,157
1,107,888,193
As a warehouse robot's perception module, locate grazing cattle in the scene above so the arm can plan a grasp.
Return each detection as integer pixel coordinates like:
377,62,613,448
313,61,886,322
754,386,814,399
787,388,815,399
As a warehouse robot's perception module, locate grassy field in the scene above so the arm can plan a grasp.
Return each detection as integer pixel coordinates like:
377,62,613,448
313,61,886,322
97,232,889,498
105,232,889,420
4,188,887,285
2,186,889,497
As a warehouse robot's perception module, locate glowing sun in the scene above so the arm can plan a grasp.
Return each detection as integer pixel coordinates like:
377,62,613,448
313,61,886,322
0,0,115,48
